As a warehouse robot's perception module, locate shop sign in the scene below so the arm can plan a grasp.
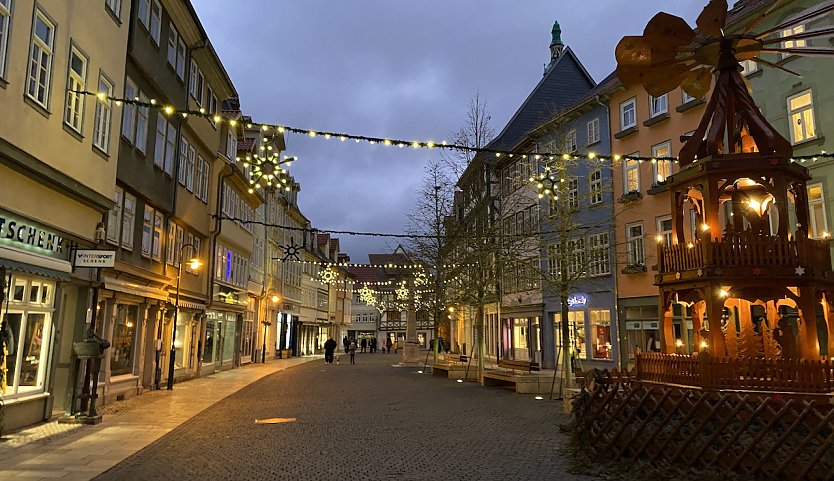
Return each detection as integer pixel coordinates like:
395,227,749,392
643,321,660,330
0,209,66,259
567,293,588,307
74,249,116,268
626,321,643,330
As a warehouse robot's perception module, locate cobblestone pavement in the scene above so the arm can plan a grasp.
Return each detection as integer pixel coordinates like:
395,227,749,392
97,352,596,481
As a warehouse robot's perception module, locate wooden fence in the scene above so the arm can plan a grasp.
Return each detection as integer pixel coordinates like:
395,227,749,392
635,352,834,393
572,381,834,480
658,232,831,274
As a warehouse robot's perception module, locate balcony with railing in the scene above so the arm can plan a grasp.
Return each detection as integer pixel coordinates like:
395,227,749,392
657,232,831,278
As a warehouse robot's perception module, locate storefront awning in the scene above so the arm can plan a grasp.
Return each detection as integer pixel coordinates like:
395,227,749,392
176,300,207,310
0,244,71,280
103,276,169,301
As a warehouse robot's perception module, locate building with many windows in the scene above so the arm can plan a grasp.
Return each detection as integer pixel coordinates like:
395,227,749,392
0,0,130,431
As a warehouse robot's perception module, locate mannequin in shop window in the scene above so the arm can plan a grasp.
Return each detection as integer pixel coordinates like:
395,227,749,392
647,335,661,353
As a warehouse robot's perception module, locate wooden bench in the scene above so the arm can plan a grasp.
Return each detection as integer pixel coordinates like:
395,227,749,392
498,358,540,373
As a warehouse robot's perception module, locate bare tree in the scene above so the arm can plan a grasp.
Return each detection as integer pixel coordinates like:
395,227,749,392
441,92,496,178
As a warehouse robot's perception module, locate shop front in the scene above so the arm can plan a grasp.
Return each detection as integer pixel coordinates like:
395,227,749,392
0,210,78,431
203,310,239,372
617,295,660,369
170,298,206,382
501,305,544,364
552,292,617,372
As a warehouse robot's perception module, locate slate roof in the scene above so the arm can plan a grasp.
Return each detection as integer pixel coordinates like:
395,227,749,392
727,0,774,25
531,70,620,137
345,266,382,286
487,47,596,152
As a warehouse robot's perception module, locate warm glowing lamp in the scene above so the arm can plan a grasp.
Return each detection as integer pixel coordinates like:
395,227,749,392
188,258,202,271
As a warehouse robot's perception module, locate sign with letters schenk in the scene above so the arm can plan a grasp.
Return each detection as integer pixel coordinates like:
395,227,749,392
0,210,67,259
74,250,116,268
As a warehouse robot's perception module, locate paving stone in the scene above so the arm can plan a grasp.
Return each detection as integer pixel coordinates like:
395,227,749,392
95,353,596,481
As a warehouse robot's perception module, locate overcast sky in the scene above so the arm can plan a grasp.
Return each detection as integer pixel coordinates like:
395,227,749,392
192,0,705,260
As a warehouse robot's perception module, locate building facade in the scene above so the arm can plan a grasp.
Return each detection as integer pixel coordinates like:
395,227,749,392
0,0,130,430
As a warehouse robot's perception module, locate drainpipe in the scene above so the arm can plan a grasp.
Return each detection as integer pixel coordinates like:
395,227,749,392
208,165,234,311
595,93,624,371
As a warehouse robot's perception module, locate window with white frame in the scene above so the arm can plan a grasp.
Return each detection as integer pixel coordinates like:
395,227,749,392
649,94,668,117
154,116,167,169
166,221,176,265
620,97,636,130
195,155,209,202
206,86,217,120
149,0,161,44
589,169,602,205
185,143,195,191
651,141,672,184
105,0,121,19
626,222,644,267
2,274,55,397
657,216,673,246
787,89,816,144
547,244,561,278
136,94,149,153
141,204,153,258
781,24,806,58
740,59,758,76
64,46,88,133
122,192,136,250
565,129,577,153
0,0,11,79
226,129,237,159
168,23,185,77
568,238,585,277
122,78,137,141
106,187,123,244
568,178,578,210
189,59,203,105
27,10,55,108
624,156,639,193
588,232,610,276
682,90,696,104
587,118,600,145
93,75,114,153
178,136,189,185
152,210,163,261
808,183,829,239
137,0,149,28
165,120,176,175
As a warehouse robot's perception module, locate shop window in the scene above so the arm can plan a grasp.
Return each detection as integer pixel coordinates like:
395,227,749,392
555,311,586,361
590,309,612,360
2,275,54,396
110,304,137,376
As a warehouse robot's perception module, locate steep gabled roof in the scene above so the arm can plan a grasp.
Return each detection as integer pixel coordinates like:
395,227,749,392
530,70,620,138
487,47,596,152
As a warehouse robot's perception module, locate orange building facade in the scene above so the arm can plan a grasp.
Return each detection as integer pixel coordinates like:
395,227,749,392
609,82,708,366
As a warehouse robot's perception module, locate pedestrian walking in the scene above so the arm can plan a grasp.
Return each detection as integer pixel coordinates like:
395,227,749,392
349,339,357,364
343,335,349,353
370,337,377,353
360,337,367,353
323,336,337,364
393,338,399,354
385,336,392,354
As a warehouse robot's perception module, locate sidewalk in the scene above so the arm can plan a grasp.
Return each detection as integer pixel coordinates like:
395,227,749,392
0,356,319,481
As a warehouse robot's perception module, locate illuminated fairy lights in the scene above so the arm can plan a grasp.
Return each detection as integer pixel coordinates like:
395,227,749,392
73,89,831,163
238,141,297,193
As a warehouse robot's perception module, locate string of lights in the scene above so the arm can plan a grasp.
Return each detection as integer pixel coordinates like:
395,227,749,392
273,258,479,269
72,90,833,163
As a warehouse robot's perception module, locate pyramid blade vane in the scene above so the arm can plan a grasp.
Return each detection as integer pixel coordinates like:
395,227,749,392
750,56,802,77
697,0,728,37
760,25,834,46
756,0,834,39
742,0,789,35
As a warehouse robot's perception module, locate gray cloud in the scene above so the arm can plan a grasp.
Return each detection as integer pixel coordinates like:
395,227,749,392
192,0,705,260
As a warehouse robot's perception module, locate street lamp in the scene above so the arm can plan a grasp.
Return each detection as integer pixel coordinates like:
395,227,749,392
263,291,281,363
167,243,202,390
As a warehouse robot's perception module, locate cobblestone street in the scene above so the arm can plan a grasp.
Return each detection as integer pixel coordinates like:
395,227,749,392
96,353,593,481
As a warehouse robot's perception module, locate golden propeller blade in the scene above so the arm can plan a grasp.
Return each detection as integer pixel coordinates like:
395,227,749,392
756,0,834,39
733,38,764,61
643,63,691,97
696,0,728,37
750,56,802,77
644,12,697,49
681,67,712,99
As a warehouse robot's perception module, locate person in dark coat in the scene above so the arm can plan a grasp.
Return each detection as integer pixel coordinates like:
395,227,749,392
323,337,338,364
385,336,392,354
360,337,367,353
343,336,349,353
370,337,377,353
349,339,357,364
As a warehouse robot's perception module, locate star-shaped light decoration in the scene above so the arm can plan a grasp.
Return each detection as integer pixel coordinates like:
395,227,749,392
396,281,410,301
795,266,806,276
278,237,302,262
675,272,682,280
319,265,339,284
697,268,704,277
358,285,377,306
238,140,297,194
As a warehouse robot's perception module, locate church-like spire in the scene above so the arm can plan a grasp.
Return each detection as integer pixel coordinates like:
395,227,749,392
550,20,564,61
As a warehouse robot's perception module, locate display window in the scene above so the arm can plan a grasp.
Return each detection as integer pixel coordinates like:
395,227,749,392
110,304,138,376
590,309,612,360
1,274,54,397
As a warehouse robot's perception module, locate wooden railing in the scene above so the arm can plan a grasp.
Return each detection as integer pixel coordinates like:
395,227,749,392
635,352,834,393
658,232,831,274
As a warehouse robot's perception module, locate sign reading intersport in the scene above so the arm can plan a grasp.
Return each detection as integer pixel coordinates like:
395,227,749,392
74,250,116,268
